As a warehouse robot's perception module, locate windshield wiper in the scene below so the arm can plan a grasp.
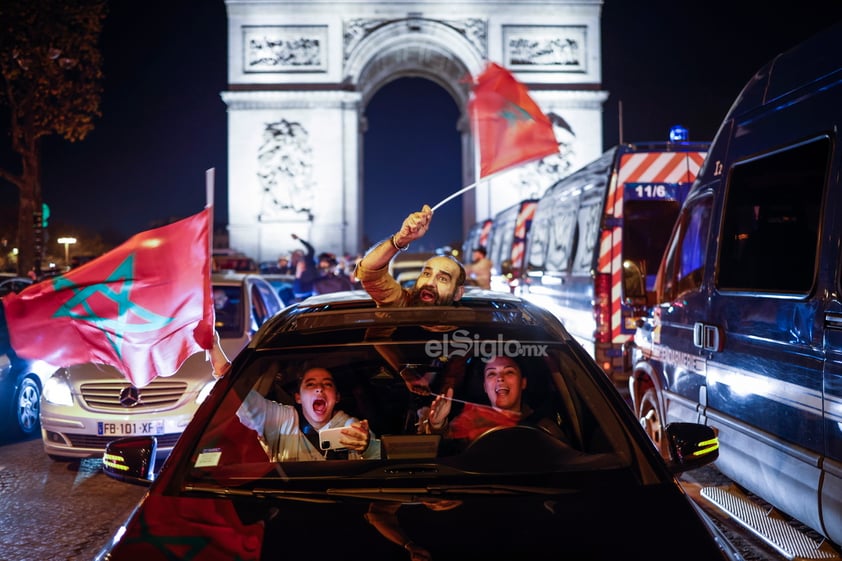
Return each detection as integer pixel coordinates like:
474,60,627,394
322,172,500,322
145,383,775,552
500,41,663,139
325,484,574,501
184,483,338,504
185,482,573,504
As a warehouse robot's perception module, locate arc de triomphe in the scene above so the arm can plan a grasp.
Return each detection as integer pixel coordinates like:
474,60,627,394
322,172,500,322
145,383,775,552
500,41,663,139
221,0,608,261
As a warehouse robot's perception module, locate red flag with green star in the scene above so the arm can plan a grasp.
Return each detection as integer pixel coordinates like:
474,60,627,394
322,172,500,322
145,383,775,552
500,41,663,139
469,62,559,177
2,209,214,388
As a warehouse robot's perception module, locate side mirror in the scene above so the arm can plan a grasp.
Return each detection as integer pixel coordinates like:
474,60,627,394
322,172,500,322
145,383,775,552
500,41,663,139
622,259,647,307
102,436,158,485
664,422,719,473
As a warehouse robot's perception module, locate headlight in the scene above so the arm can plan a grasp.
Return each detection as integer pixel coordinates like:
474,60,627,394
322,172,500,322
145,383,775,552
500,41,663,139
196,379,218,405
30,360,60,378
42,370,73,406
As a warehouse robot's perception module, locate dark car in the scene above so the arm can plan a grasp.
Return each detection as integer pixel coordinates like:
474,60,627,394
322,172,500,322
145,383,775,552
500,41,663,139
0,275,33,298
96,291,738,561
0,352,56,438
0,274,55,438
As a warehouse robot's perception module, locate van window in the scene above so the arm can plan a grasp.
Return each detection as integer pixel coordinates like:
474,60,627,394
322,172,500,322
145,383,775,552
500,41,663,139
489,211,516,270
623,199,682,292
526,210,550,270
572,193,603,274
548,193,580,272
659,194,712,302
528,188,580,273
717,138,828,293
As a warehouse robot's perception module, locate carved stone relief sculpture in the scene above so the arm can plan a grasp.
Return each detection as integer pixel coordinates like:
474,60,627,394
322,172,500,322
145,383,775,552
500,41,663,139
257,119,315,222
244,25,327,72
503,25,586,72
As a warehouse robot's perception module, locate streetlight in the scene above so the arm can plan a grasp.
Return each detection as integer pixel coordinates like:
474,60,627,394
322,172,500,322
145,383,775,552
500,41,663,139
57,237,76,270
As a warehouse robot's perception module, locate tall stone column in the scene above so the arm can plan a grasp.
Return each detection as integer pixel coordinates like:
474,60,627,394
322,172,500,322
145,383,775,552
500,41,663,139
221,90,362,262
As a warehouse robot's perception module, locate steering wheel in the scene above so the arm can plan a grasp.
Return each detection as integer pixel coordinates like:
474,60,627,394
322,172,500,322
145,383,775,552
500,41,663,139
457,425,581,472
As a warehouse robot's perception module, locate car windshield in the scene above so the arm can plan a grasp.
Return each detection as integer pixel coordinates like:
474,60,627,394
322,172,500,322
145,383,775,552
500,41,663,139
183,301,643,490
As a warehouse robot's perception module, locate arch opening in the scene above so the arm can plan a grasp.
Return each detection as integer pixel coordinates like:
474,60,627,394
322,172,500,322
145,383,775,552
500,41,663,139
362,76,463,252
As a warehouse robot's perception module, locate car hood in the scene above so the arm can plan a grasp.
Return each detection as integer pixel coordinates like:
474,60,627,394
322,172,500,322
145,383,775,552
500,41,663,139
63,350,216,386
100,482,729,560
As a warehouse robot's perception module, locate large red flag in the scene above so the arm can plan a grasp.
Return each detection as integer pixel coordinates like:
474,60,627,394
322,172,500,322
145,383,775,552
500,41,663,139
3,209,214,388
468,62,559,178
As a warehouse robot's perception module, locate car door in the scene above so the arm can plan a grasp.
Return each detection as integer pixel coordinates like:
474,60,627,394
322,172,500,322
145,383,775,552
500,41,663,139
823,210,842,543
248,277,282,333
651,188,713,426
821,134,842,543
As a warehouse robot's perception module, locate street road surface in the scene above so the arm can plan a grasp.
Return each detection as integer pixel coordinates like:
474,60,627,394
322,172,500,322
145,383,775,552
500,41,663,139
0,432,835,561
0,435,145,561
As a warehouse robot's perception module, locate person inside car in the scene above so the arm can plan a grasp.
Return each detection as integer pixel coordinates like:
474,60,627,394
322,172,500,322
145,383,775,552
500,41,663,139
212,287,237,331
355,204,466,307
420,355,567,444
236,366,380,461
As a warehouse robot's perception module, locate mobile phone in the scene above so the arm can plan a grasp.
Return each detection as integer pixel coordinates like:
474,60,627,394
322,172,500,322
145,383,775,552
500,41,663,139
319,426,348,450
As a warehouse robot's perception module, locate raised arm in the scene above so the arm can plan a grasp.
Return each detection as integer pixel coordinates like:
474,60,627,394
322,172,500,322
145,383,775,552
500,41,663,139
359,205,433,272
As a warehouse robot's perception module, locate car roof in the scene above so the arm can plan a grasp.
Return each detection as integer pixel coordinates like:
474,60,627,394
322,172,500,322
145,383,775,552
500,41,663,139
211,271,266,285
250,290,571,349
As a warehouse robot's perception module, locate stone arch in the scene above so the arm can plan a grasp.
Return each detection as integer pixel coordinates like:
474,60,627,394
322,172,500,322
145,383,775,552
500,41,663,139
222,1,607,263
346,18,485,106
346,18,485,244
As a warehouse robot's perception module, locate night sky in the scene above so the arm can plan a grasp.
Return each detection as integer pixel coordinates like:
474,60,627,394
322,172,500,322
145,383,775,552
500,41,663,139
5,1,842,253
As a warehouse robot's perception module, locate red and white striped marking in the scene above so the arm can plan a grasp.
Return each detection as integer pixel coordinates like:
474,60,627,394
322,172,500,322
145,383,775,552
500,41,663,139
599,151,706,344
511,201,537,272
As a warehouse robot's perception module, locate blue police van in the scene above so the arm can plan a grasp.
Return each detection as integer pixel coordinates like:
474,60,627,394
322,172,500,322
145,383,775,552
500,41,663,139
630,21,842,554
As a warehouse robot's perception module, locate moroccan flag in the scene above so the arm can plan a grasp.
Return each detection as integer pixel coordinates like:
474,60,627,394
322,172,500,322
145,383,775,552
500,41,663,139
2,209,214,388
109,495,265,559
468,62,559,177
447,402,519,441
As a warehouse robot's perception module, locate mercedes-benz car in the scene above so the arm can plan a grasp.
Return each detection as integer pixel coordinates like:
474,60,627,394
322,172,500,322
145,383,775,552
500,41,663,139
39,271,283,460
96,290,739,560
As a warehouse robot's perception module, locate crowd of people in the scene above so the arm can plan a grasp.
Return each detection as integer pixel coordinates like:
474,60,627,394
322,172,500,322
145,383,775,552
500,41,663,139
267,233,361,303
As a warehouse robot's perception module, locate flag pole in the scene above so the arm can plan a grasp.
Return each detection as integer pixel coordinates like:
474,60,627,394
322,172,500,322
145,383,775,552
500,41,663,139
432,181,480,212
205,168,217,355
206,168,215,257
472,98,487,219
431,165,530,212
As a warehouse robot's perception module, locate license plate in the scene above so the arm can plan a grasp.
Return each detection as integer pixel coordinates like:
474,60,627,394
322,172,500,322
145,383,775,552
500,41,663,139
97,420,165,436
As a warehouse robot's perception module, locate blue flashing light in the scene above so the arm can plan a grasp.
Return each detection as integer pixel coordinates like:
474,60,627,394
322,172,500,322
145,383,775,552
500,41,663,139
669,125,689,142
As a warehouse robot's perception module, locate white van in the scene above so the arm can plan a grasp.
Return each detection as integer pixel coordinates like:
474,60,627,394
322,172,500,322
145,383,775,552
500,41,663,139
630,21,842,553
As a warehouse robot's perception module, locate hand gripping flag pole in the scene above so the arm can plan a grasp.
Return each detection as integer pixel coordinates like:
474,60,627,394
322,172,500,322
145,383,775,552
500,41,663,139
432,62,559,212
